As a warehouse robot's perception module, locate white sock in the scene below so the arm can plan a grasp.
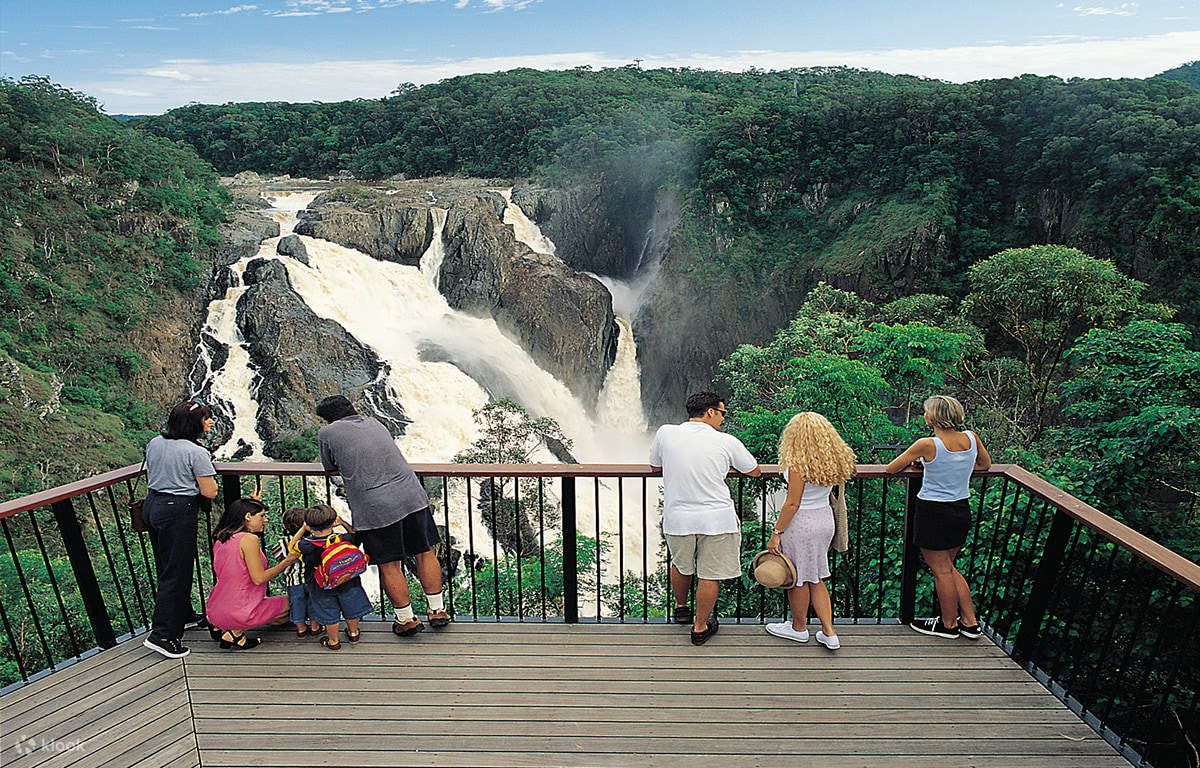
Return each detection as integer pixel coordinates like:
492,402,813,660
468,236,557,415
394,603,415,623
425,591,445,612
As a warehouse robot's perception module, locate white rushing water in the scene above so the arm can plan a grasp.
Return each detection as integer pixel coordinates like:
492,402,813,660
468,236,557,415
500,189,557,257
198,190,659,614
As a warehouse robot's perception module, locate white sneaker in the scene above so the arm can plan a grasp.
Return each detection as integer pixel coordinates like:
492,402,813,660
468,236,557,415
765,622,809,643
816,630,840,650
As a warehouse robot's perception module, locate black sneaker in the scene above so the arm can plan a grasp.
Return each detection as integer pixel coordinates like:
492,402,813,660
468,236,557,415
908,616,959,639
958,622,982,640
690,617,719,645
143,636,190,658
184,611,209,630
673,605,694,625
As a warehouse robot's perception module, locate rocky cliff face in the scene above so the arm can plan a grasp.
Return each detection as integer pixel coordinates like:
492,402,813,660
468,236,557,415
294,191,434,266
235,257,408,456
299,183,619,407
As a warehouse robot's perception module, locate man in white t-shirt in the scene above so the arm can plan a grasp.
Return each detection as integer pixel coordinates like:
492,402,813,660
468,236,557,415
649,391,761,644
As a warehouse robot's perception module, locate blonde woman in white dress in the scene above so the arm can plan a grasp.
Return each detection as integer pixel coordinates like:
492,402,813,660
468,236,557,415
766,412,856,649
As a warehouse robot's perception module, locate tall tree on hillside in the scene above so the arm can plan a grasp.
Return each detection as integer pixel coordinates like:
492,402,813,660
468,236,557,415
961,245,1165,435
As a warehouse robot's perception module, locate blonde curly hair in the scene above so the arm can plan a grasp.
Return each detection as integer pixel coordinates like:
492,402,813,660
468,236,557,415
777,412,857,486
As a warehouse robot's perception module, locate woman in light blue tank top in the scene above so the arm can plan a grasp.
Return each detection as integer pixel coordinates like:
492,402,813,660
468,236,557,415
886,395,992,641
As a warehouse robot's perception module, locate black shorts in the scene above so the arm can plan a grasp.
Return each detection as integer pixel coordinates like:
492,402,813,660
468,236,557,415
356,507,440,565
913,497,972,551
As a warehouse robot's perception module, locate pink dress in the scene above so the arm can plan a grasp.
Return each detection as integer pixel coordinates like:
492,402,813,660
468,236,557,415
206,532,287,631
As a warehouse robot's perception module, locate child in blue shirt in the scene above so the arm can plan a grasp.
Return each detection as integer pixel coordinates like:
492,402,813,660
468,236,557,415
278,507,322,638
298,504,373,650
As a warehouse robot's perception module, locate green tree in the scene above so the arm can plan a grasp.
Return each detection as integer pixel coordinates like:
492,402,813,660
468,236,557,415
962,246,1162,434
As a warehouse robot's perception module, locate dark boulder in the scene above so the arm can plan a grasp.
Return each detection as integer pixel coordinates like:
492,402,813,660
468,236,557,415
294,190,434,265
236,257,408,457
276,234,309,265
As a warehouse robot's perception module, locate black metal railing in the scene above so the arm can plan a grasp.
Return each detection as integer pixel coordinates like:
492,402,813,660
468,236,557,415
0,461,1196,766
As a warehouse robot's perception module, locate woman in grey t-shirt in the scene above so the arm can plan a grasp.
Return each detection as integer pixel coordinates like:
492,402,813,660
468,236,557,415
141,401,218,659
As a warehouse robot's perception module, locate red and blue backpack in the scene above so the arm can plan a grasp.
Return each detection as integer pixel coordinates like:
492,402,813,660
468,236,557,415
313,534,369,589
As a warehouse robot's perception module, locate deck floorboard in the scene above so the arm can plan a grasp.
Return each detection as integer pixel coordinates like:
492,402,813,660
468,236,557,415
1,623,1127,767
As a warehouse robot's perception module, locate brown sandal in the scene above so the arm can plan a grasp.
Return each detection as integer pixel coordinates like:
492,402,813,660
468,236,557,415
346,629,361,643
320,636,341,651
392,618,424,637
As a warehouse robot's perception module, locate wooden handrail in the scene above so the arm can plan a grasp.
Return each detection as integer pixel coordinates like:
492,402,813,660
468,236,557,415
1,460,1195,592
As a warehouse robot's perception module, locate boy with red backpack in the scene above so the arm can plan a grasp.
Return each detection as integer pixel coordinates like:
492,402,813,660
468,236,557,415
298,504,373,650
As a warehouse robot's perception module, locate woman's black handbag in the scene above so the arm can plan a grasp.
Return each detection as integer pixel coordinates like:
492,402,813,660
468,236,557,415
130,460,149,533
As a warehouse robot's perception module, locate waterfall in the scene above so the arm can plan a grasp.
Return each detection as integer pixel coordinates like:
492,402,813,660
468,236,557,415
197,191,321,459
597,318,647,433
196,190,661,615
418,207,449,287
500,189,557,257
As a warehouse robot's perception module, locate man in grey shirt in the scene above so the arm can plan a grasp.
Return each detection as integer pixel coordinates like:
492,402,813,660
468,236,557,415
317,395,449,634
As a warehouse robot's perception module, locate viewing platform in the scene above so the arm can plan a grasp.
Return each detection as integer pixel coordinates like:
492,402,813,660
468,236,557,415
0,621,1127,767
0,462,1196,766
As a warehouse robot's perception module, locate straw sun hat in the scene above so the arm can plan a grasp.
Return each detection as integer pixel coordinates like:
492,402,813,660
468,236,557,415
751,550,797,589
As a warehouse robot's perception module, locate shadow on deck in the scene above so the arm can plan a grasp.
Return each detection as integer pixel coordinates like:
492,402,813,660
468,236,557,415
0,622,1126,767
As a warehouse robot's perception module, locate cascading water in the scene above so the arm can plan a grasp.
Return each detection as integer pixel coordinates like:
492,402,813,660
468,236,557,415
500,189,557,257
196,190,664,615
418,207,449,287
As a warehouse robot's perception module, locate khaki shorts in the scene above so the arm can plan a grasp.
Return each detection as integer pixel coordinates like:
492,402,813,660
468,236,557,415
665,532,742,581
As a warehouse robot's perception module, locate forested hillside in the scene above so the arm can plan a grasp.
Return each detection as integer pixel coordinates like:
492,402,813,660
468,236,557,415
1158,60,1200,90
0,77,229,499
137,67,1200,325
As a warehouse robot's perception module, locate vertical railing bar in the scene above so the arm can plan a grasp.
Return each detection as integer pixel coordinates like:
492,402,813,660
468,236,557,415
27,508,83,658
561,477,578,624
537,478,546,621
301,474,310,507
124,478,157,594
1116,581,1183,751
735,478,744,622
877,478,889,623
84,492,135,635
965,475,990,583
1062,542,1121,695
899,477,921,626
276,473,285,515
759,478,767,621
854,480,863,622
467,479,478,620
51,499,116,649
514,476,523,621
1101,565,1171,734
594,477,601,623
443,477,454,619
979,476,1012,610
1,517,56,670
0,590,28,681
641,477,648,623
996,489,1039,632
1148,592,1200,749
490,476,500,621
324,476,332,504
1034,520,1085,672
104,485,150,627
1012,506,1073,665
618,477,625,622
1048,528,1101,681
1072,549,1137,704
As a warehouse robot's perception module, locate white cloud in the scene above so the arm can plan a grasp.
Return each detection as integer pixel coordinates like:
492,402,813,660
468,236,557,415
104,87,154,97
2,50,32,63
76,29,1200,114
1074,4,1137,16
134,25,180,31
181,4,258,17
71,25,110,30
143,68,198,81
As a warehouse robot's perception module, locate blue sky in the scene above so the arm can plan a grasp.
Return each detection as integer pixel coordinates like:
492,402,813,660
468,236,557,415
2,0,1197,113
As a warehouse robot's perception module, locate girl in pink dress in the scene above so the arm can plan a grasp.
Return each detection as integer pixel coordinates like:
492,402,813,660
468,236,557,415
206,497,299,649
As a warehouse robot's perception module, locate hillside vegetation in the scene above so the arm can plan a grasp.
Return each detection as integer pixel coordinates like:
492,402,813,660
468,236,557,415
137,67,1200,324
0,77,229,499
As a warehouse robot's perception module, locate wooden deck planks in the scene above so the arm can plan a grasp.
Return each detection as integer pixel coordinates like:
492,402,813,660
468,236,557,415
0,637,200,768
1,623,1127,767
